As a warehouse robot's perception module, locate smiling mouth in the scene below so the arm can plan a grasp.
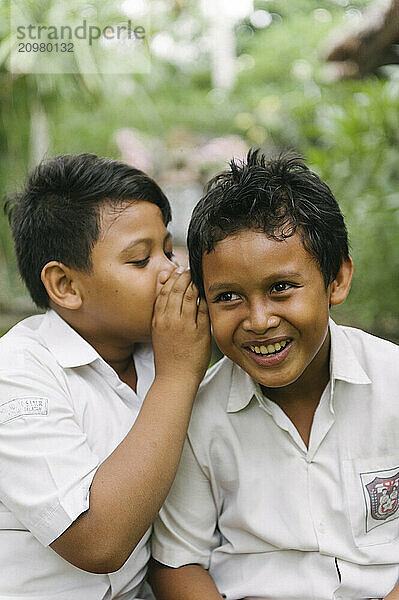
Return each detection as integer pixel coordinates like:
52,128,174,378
246,338,292,357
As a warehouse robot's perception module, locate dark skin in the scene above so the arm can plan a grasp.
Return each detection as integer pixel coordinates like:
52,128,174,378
109,359,137,391
40,201,211,574
204,231,344,450
150,230,353,598
261,329,331,447
154,229,399,599
149,561,223,600
49,202,178,389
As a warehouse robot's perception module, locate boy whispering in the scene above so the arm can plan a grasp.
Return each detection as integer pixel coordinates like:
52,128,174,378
0,154,210,598
151,151,399,600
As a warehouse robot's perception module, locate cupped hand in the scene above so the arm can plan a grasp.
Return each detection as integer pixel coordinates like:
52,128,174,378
152,268,211,386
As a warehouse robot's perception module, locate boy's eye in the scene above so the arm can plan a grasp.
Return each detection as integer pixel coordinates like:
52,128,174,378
271,282,293,293
128,257,150,267
165,250,175,261
215,291,240,303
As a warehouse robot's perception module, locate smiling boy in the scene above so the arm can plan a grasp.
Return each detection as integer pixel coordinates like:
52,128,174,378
0,154,210,599
151,151,399,600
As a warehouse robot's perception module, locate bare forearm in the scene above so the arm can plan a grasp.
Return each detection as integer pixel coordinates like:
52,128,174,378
385,582,399,600
89,376,200,555
149,562,222,600
51,269,211,573
51,375,199,571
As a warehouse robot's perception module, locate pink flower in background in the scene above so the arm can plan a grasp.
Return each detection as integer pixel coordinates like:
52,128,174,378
114,129,154,174
194,135,248,166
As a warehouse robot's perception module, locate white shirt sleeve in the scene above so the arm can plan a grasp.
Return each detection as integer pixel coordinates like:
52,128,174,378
0,358,99,546
152,438,220,569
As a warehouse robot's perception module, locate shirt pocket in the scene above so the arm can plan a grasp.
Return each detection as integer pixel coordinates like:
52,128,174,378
342,454,399,547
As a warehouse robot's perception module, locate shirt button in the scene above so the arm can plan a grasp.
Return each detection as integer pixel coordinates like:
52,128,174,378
318,522,326,534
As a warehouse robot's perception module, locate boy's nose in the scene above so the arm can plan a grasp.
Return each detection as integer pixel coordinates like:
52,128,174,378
160,252,178,275
157,267,175,287
243,303,280,334
156,257,180,291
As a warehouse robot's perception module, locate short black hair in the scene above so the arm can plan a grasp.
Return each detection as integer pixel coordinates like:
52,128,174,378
4,153,171,308
188,149,349,296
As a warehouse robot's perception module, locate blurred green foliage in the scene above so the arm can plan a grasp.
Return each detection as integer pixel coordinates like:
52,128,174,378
0,0,398,339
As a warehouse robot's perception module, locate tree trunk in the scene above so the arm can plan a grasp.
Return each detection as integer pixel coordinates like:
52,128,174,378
29,100,50,167
323,0,399,79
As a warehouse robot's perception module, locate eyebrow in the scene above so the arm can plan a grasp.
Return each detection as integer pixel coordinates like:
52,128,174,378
207,282,240,295
206,272,303,295
119,232,171,256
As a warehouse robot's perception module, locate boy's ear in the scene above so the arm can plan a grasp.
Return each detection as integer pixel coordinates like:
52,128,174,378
41,261,83,310
329,257,354,306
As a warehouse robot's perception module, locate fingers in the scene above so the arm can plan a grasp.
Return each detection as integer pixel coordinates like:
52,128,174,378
152,270,211,383
197,296,210,326
153,268,182,316
181,282,199,321
154,267,191,317
181,284,210,330
154,268,210,331
164,270,192,316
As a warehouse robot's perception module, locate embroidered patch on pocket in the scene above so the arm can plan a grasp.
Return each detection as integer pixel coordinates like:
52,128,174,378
360,466,399,532
0,397,48,424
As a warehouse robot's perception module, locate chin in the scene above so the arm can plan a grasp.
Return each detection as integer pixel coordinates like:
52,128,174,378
244,362,301,390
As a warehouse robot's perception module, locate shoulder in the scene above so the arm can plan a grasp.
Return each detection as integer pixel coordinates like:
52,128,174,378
339,323,398,355
195,356,234,410
337,323,399,378
187,356,234,443
0,314,49,365
0,314,67,392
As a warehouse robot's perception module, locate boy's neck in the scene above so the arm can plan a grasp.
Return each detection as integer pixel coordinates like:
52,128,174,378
81,335,138,392
261,329,331,405
52,306,138,390
108,355,138,391
260,332,331,447
261,366,329,408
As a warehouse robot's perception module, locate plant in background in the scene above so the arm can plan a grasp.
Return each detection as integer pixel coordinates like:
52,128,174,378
0,0,397,340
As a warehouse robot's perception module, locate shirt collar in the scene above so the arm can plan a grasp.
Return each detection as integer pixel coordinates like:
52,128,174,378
226,317,371,414
227,361,262,413
38,309,100,368
329,317,371,385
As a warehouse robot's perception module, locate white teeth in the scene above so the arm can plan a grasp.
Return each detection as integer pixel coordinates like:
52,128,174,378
247,339,290,356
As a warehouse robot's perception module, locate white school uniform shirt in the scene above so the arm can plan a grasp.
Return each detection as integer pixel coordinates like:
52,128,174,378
153,320,399,600
0,309,156,600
